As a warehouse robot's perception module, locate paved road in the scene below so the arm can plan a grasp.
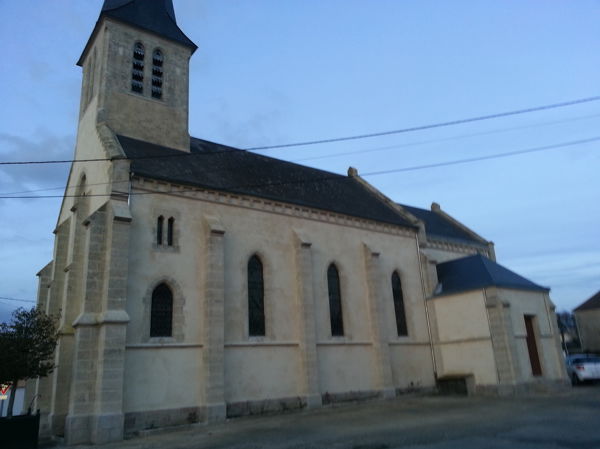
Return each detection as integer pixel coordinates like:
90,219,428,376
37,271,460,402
58,384,600,449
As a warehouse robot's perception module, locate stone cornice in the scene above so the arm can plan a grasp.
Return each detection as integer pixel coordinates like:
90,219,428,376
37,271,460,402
424,237,490,257
131,177,417,238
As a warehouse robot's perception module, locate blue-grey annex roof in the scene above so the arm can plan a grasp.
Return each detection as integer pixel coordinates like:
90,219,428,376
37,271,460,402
435,254,549,296
118,135,416,229
399,204,486,246
78,0,197,66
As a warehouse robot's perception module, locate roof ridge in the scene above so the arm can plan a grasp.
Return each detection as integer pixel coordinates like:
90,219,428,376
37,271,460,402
478,254,499,286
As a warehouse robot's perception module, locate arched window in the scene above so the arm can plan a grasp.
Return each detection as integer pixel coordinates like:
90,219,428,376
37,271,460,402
157,216,164,245
392,271,408,336
150,283,173,337
167,217,174,246
248,255,265,336
152,49,164,99
132,42,145,94
327,264,344,336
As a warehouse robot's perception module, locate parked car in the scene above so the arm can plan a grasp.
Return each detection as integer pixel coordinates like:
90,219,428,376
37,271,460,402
565,354,600,385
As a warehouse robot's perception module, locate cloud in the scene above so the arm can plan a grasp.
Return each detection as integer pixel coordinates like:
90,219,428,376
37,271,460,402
0,132,73,196
0,302,20,325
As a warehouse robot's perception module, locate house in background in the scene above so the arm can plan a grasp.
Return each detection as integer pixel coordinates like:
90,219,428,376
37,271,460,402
26,0,567,445
574,291,600,353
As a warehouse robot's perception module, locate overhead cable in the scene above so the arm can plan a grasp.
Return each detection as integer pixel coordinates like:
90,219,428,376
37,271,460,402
1,95,599,166
1,135,597,200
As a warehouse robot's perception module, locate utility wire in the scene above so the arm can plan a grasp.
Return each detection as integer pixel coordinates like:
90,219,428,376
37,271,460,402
3,112,600,197
362,136,600,176
0,180,129,197
246,96,600,151
1,95,599,166
0,296,36,304
1,135,597,200
292,112,600,163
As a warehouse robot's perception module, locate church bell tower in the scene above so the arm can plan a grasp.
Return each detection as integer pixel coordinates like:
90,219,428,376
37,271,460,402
77,0,197,151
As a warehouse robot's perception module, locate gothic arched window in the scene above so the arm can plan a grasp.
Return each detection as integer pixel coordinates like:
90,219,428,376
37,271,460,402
392,271,408,336
150,283,173,337
132,42,145,94
152,49,164,99
248,255,265,336
327,264,344,336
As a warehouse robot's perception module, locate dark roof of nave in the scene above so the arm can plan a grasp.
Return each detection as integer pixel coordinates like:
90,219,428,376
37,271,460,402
399,204,486,246
118,135,416,229
574,290,600,312
435,254,549,296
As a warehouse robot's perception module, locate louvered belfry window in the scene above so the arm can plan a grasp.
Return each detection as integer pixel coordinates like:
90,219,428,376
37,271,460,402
392,271,408,336
150,283,173,337
152,49,164,99
327,264,344,336
157,216,164,245
167,217,174,246
132,42,145,94
248,255,265,336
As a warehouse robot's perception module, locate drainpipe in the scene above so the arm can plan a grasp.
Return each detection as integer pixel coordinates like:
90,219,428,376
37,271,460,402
415,234,438,379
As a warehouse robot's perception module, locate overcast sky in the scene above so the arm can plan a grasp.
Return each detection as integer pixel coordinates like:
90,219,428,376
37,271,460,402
0,0,599,323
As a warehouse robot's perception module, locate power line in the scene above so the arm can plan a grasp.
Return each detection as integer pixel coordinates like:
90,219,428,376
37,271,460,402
4,112,600,197
0,296,36,304
246,95,600,151
292,112,600,163
2,112,600,197
1,135,597,200
362,136,600,176
1,95,599,166
0,180,129,197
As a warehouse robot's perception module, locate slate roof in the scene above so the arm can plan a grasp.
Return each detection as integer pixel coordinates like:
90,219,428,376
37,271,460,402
399,204,485,245
118,135,416,228
79,0,197,65
574,291,600,312
435,254,549,296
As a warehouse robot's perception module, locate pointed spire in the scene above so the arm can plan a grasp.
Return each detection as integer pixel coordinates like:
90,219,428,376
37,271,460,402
102,0,177,24
79,0,196,65
100,0,195,50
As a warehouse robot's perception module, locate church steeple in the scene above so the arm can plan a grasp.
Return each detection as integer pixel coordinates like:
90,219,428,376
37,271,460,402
76,0,195,152
79,0,196,66
100,0,196,50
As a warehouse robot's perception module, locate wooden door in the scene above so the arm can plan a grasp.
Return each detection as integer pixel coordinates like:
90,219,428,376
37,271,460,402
524,315,542,376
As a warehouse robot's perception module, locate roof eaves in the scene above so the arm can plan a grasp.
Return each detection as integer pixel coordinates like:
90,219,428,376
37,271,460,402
434,282,549,299
77,13,197,67
427,233,490,249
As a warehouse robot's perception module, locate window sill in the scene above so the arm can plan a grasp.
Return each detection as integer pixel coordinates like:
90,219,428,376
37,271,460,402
127,342,203,349
225,341,299,348
153,244,180,253
316,340,372,346
147,337,176,345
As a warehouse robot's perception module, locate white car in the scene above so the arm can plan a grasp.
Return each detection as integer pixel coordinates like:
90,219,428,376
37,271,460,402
566,354,600,385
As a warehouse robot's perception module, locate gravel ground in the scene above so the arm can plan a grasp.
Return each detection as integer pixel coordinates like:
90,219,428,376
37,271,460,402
52,384,600,449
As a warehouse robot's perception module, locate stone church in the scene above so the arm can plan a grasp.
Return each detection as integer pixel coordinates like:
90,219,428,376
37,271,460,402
27,0,567,445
